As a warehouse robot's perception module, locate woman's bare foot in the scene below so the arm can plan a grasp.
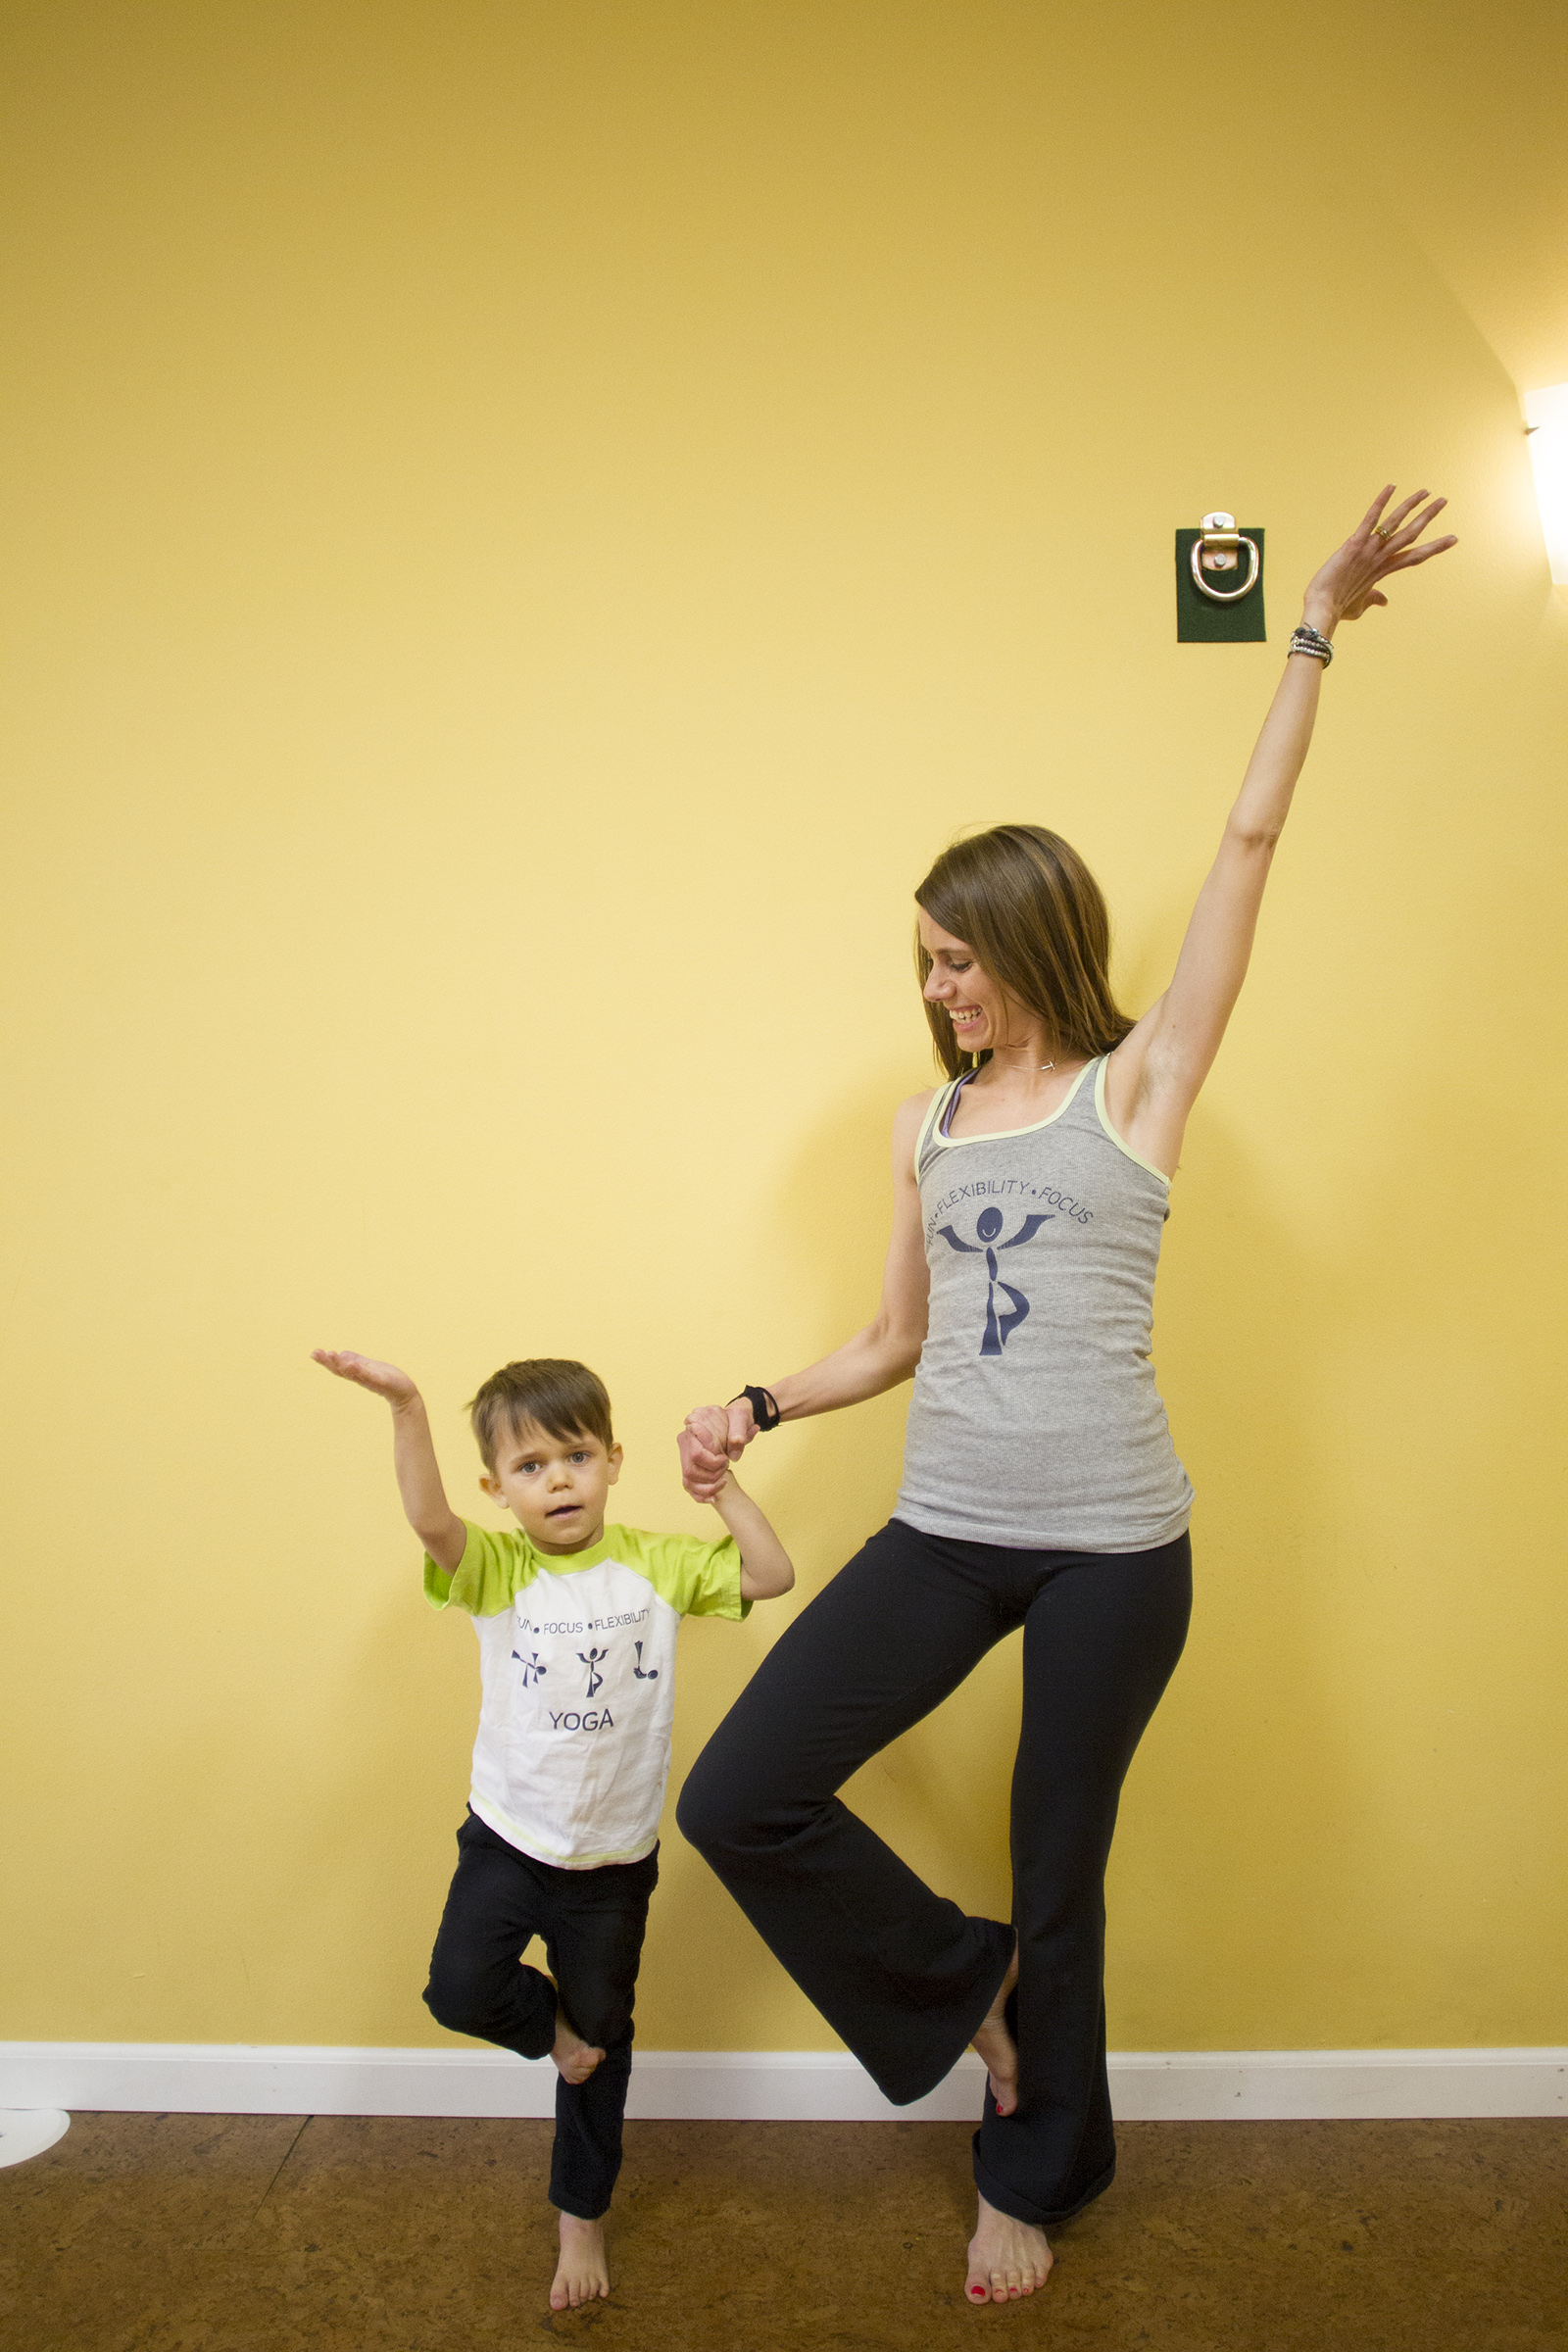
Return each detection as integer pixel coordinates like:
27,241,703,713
551,2011,606,2086
965,2193,1054,2304
551,2211,611,2310
970,1940,1019,2116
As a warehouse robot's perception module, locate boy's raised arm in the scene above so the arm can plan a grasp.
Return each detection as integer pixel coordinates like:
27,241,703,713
314,1349,468,1574
691,1428,793,1602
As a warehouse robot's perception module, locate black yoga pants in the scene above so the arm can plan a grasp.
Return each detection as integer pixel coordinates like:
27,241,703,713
422,1810,658,2220
677,1518,1191,2230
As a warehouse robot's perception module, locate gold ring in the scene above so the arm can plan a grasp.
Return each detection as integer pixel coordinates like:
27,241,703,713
1373,525,1395,541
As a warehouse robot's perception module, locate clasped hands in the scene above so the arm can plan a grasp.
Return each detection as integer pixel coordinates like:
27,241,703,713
677,1399,760,1502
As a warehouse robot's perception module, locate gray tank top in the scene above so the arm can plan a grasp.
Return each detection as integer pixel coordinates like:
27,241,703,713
895,1054,1193,1552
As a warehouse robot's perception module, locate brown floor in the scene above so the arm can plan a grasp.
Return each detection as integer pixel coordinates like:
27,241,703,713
1,2113,1564,2352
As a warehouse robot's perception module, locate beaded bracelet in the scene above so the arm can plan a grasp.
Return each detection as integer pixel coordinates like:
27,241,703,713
1287,624,1334,666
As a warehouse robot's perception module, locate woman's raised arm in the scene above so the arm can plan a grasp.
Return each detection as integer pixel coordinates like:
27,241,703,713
678,1090,935,1500
1106,485,1457,1176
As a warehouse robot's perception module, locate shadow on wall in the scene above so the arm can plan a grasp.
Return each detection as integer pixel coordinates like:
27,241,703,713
1123,986,1560,2044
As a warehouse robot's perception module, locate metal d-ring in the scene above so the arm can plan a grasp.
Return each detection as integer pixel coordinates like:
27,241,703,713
1190,514,1260,604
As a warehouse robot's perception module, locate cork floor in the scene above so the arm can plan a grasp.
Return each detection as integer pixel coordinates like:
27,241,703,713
2,2113,1564,2352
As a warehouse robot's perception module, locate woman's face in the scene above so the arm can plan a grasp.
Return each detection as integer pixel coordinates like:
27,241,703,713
918,910,1022,1054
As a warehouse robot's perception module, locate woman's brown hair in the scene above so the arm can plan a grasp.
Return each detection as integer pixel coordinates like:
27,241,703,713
914,824,1135,1081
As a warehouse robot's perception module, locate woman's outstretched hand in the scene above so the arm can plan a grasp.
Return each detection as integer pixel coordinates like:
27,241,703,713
678,1401,757,1501
1302,485,1457,632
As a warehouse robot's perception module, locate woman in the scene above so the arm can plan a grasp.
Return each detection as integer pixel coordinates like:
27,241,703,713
675,489,1456,2306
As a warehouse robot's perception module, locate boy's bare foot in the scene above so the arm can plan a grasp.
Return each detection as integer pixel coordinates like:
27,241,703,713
551,2211,611,2310
965,2193,1054,2304
970,1939,1019,2116
551,2012,606,2086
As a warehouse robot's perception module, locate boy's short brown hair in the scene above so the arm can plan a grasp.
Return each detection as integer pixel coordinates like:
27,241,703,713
466,1359,615,1474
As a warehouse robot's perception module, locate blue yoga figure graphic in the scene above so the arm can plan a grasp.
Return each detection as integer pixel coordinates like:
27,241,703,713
936,1206,1054,1355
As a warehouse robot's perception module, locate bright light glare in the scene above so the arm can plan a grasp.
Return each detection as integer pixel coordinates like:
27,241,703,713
1524,382,1568,585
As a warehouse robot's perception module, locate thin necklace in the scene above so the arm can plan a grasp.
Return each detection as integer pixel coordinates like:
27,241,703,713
978,1038,1057,1074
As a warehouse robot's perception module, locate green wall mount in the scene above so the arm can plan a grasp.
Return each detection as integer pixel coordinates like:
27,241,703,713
1176,514,1265,641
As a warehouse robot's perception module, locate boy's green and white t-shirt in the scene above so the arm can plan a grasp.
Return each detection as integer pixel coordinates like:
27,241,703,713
425,1520,747,1870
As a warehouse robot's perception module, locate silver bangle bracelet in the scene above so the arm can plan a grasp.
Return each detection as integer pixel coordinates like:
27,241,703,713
1288,624,1334,666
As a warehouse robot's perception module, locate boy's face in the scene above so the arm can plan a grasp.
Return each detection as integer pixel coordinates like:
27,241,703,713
480,1417,623,1555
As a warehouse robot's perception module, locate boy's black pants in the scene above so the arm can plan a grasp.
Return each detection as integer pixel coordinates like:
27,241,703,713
677,1519,1192,2230
423,1811,657,2220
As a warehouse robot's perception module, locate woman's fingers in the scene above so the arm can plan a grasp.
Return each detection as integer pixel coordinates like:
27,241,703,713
677,1428,723,1468
1386,495,1446,554
1379,487,1430,539
1358,482,1397,536
1351,485,1438,565
1389,532,1458,567
724,1400,759,1457
685,1404,731,1450
677,1401,757,1495
1326,486,1457,620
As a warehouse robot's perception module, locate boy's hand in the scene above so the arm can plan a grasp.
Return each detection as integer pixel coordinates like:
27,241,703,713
679,1399,758,1500
678,1416,731,1502
313,1348,420,1407
686,1404,737,1454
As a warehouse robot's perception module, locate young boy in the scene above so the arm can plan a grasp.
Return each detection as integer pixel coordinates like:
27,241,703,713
313,1347,793,2311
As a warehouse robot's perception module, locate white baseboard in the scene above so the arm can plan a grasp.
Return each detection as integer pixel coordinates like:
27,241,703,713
1,2043,1562,2123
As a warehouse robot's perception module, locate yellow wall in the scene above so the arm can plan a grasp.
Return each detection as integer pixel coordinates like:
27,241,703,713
3,1,1564,2056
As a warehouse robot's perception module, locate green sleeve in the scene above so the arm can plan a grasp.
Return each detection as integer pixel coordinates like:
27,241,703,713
423,1520,533,1617
626,1527,751,1621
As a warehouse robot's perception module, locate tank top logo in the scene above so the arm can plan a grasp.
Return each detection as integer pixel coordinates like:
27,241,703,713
935,1207,1054,1356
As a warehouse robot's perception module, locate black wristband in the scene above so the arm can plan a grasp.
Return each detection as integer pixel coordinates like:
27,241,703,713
730,1384,781,1432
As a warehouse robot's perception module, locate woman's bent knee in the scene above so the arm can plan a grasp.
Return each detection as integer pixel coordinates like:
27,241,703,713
676,1737,769,1858
674,1751,729,1855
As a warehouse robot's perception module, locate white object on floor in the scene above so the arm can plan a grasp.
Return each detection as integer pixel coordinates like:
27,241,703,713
0,2109,70,2168
0,2046,1563,2123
